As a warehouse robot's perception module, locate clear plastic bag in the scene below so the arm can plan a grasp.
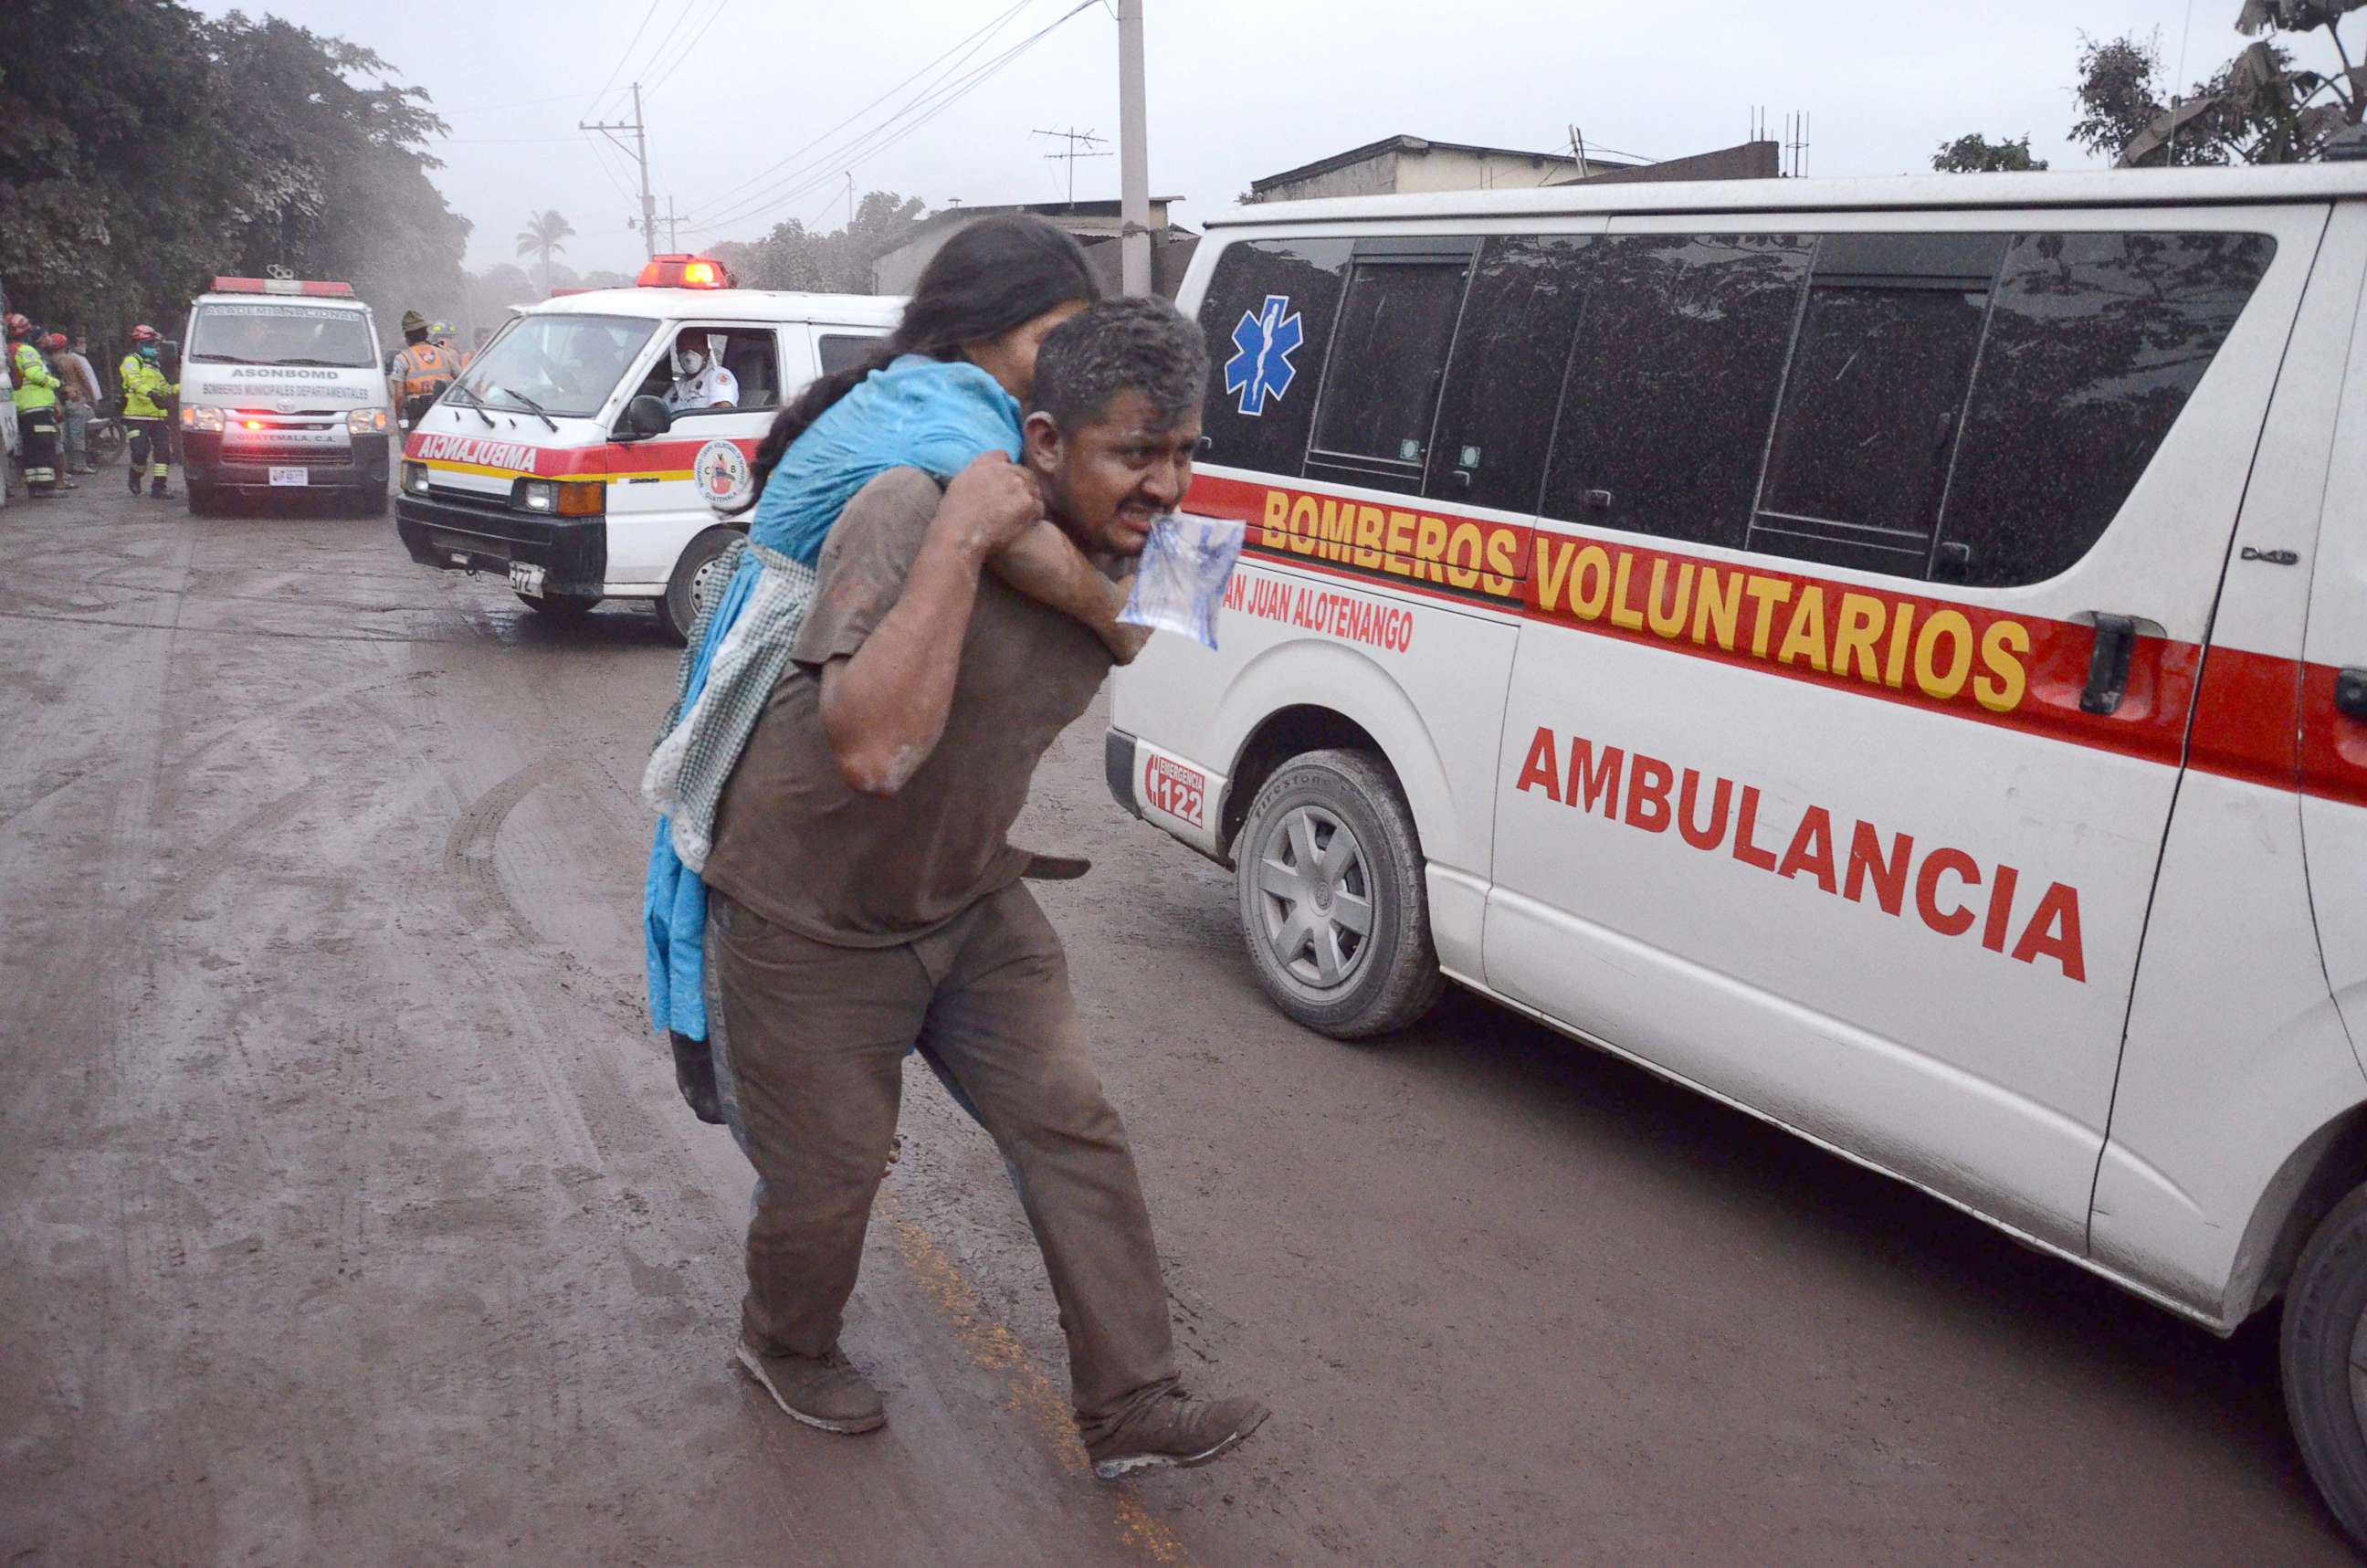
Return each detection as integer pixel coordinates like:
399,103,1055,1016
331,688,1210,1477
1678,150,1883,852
1118,512,1247,650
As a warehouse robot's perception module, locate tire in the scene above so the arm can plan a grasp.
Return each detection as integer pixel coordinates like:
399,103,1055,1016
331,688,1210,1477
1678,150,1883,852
660,526,742,644
2283,1182,2367,1550
519,592,597,621
1235,747,1444,1038
343,486,389,520
185,482,221,517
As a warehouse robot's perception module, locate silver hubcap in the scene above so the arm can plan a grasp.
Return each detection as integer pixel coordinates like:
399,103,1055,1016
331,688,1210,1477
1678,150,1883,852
1253,805,1374,992
688,549,732,619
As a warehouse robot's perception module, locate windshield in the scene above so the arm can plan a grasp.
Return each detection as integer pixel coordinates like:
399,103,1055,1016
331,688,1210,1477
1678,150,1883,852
449,313,655,420
187,301,377,368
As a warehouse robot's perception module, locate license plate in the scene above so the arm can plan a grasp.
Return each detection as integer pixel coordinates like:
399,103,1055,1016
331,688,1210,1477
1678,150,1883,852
268,467,308,487
509,562,545,598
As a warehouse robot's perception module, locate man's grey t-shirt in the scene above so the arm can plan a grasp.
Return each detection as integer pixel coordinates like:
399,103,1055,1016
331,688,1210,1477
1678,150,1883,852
703,466,1117,946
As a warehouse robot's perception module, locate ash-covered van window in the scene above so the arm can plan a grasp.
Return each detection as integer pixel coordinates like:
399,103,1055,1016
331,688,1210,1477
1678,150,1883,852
186,303,378,369
1933,230,2275,586
446,314,655,421
1193,237,1351,479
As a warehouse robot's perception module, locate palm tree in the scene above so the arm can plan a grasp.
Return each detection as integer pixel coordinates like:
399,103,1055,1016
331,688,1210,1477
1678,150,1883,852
515,210,574,298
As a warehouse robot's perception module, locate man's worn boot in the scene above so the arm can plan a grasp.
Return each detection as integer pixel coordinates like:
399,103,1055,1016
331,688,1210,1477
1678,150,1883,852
1086,1387,1269,1479
734,1340,886,1435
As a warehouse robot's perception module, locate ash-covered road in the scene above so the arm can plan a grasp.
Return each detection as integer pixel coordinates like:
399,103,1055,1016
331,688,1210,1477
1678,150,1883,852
0,479,2352,1565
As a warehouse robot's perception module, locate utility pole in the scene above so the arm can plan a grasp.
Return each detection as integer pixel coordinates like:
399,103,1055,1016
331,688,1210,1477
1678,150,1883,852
1033,126,1110,206
846,172,856,231
659,195,689,251
1116,0,1151,296
580,82,658,260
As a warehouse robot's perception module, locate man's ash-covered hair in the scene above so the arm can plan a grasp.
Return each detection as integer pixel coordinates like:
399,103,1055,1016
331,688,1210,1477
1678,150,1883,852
1030,295,1209,433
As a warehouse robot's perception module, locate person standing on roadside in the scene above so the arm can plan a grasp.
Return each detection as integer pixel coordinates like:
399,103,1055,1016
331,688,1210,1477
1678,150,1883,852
7,312,64,498
47,334,97,479
119,326,176,499
701,296,1269,1479
387,310,458,430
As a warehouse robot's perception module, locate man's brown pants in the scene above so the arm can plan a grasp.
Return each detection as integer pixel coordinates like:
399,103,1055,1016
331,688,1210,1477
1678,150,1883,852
705,883,1178,1435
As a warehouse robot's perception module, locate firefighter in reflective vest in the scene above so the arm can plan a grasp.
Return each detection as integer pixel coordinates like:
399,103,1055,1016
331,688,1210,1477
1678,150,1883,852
7,312,64,498
120,325,178,499
388,310,458,430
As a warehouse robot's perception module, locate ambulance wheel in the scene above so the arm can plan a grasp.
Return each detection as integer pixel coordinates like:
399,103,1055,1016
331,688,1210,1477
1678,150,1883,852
185,481,221,517
661,526,741,645
2281,1182,2367,1551
1236,747,1443,1039
519,592,595,621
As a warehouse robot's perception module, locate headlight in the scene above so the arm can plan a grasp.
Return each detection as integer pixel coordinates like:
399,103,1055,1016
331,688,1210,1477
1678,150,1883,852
401,461,431,495
348,407,389,435
513,479,603,516
182,405,223,432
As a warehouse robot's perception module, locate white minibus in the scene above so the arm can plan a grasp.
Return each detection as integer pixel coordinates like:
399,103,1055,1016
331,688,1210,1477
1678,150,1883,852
394,255,895,638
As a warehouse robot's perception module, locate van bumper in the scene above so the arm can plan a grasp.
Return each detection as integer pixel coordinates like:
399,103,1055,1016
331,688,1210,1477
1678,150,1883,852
184,432,391,491
395,492,607,596
1105,728,1141,818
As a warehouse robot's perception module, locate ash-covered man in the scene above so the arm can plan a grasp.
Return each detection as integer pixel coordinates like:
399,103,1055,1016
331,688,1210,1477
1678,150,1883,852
702,296,1268,1477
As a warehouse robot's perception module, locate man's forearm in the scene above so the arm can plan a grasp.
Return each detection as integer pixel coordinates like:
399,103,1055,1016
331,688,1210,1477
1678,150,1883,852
818,529,986,796
990,521,1149,663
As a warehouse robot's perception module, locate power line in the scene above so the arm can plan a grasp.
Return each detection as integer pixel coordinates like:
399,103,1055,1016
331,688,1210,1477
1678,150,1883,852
689,0,1039,217
594,0,668,109
597,0,701,118
643,0,736,101
696,1,1093,235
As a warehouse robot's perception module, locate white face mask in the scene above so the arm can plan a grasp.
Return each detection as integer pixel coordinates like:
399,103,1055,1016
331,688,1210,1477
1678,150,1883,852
679,350,706,377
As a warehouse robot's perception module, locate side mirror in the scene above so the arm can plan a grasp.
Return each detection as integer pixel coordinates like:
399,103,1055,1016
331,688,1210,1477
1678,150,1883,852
616,394,672,441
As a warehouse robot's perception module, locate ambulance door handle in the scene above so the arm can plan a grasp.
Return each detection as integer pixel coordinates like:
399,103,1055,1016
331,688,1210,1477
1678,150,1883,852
2335,668,2367,721
2079,614,2138,717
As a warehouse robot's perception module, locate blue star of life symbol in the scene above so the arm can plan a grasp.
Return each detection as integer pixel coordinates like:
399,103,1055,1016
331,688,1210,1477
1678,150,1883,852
1224,293,1303,417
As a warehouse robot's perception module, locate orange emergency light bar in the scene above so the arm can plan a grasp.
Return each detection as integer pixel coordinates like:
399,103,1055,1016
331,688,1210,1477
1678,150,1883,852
636,254,732,289
211,276,358,297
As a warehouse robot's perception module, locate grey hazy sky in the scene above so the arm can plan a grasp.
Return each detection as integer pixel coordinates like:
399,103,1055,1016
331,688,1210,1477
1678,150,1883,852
192,0,2343,276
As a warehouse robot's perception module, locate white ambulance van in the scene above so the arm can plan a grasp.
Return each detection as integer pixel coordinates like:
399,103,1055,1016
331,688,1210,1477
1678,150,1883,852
394,255,896,639
1110,163,2367,1539
177,275,394,517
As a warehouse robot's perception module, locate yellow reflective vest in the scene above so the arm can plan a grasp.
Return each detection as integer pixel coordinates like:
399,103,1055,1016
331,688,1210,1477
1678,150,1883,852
120,355,175,420
11,342,58,411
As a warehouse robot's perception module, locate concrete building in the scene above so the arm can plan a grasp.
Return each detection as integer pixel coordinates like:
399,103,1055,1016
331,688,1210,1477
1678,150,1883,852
1247,135,1638,204
869,198,1198,298
1246,134,1782,205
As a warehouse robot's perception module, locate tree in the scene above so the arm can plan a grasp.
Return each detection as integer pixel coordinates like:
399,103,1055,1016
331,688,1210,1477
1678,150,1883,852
1932,132,2050,172
2075,5,2366,167
0,1,469,351
516,210,574,299
709,191,930,295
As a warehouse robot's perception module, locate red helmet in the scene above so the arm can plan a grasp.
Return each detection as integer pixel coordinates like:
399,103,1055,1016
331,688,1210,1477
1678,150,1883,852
40,332,66,352
3,313,29,340
130,323,160,343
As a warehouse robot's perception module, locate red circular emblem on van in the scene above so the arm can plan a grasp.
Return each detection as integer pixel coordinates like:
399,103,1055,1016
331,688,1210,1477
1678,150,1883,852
693,438,751,509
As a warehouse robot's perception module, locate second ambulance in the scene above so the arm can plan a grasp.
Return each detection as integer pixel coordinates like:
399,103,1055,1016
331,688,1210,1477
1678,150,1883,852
394,255,893,639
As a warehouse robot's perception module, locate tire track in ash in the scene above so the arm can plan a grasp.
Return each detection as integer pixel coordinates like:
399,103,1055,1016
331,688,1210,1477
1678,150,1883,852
153,669,436,826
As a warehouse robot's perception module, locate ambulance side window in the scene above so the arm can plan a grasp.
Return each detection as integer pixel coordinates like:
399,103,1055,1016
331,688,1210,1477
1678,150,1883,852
1933,231,2276,586
1750,233,2006,575
1193,237,1352,479
1425,234,1594,513
817,333,877,376
1541,234,1813,550
1305,238,1478,495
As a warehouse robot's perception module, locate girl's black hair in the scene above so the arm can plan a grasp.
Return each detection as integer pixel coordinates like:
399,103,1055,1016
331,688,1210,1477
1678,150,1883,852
731,214,1101,514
